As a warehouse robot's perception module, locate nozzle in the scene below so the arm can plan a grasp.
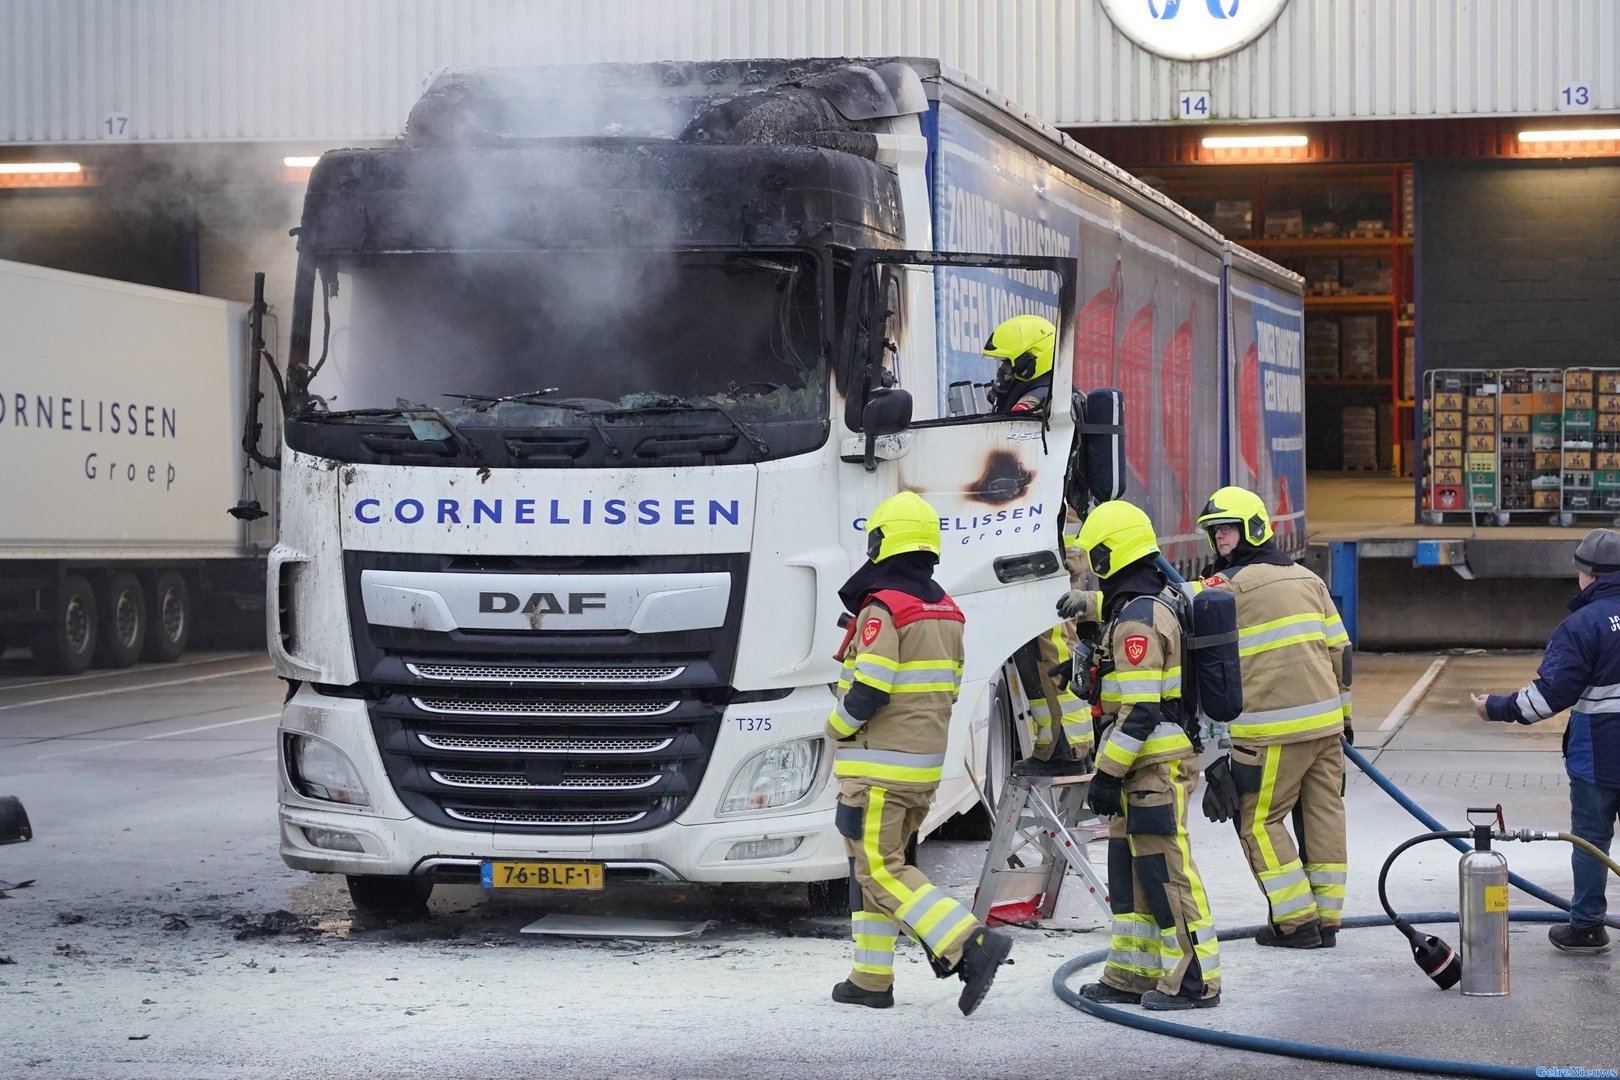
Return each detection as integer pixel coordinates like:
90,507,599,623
1395,918,1460,990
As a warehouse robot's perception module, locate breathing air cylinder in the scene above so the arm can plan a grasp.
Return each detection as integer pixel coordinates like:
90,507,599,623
1459,809,1510,997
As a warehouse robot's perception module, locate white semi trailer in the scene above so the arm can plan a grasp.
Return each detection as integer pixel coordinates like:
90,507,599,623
256,58,1305,915
0,259,274,673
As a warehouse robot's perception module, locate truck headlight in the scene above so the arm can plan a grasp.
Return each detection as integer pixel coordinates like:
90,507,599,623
285,733,370,807
718,737,823,816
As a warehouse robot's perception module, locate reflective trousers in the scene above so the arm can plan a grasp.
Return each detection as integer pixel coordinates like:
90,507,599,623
1230,732,1349,932
1099,757,1222,999
836,781,982,992
1029,624,1094,759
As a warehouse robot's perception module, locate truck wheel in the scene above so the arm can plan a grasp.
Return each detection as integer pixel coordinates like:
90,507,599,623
141,571,190,662
94,572,146,669
806,876,852,917
346,874,434,917
31,574,98,675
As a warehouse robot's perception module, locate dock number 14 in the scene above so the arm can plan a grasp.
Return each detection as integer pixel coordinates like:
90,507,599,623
1178,91,1211,121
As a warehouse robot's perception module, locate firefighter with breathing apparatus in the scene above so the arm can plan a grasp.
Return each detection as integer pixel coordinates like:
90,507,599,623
827,491,1014,1015
1195,486,1352,949
983,314,1093,773
1060,500,1223,1010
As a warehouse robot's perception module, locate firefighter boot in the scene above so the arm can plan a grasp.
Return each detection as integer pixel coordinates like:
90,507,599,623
1077,982,1142,1005
956,928,1014,1016
1255,921,1323,949
1141,988,1221,1011
831,980,894,1009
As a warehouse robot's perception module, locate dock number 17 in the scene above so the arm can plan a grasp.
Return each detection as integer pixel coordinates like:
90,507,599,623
1178,91,1210,121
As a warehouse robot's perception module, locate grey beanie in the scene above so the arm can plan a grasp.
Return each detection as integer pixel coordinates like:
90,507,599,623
1574,528,1620,575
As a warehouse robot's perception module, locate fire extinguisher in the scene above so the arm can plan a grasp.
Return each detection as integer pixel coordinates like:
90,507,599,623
1379,806,1511,995
1379,804,1620,997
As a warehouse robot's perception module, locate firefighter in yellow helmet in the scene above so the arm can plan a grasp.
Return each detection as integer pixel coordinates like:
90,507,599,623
983,313,1056,415
1195,486,1351,949
1062,501,1222,1010
982,315,1094,772
827,491,1013,1015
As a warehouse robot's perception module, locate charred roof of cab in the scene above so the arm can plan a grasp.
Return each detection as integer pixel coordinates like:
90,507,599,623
404,59,929,159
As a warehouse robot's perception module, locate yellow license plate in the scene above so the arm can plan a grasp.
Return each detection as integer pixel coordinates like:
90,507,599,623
481,860,604,890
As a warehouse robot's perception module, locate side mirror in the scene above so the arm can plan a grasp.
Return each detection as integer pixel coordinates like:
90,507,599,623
861,387,913,472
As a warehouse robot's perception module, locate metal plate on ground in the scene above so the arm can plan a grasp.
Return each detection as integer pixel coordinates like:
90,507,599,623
519,914,718,940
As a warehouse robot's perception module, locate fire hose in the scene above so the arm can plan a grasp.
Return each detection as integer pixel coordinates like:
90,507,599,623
1052,741,1620,1079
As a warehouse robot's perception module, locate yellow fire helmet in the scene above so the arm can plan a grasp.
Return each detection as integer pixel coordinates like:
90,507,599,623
866,490,942,563
1197,485,1273,549
982,314,1056,383
1075,500,1160,579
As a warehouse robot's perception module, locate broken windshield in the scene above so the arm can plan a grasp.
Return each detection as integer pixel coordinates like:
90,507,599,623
298,249,826,429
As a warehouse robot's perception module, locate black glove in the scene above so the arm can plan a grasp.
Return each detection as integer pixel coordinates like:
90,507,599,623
1342,719,1355,747
1086,772,1123,818
1201,754,1241,824
1048,661,1071,694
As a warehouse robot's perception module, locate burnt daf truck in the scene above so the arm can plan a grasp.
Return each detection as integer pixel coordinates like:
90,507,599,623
249,58,1304,914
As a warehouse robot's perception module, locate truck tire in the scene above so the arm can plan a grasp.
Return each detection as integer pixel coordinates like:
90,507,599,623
31,574,98,675
142,571,190,663
94,572,146,669
806,876,852,917
935,677,1017,842
346,874,434,917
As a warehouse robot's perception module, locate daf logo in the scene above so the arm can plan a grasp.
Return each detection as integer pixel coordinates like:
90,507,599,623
1101,0,1289,62
478,591,609,615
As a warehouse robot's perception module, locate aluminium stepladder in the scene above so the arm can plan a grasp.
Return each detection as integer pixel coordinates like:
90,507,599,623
969,769,1112,924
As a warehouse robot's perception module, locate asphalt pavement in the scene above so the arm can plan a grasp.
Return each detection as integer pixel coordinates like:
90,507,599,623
1,648,1617,1079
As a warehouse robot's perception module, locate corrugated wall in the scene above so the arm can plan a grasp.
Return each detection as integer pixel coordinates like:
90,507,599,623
1,0,1616,143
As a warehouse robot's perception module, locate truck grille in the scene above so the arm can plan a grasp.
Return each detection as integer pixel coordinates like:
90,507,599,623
445,807,648,827
430,770,662,791
346,550,745,836
413,696,679,717
416,733,673,754
406,662,684,683
369,689,719,835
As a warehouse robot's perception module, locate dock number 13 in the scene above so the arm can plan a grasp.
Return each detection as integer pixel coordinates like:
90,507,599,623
1178,91,1210,121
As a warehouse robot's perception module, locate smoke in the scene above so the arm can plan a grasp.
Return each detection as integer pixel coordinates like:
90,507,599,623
299,62,866,423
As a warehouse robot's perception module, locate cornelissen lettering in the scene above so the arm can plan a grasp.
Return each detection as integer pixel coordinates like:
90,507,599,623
0,392,178,438
352,496,743,527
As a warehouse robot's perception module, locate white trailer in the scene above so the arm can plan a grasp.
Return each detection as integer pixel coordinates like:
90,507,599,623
0,259,273,672
259,58,1303,915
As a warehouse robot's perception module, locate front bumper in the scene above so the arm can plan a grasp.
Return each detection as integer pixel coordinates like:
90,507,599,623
277,685,848,884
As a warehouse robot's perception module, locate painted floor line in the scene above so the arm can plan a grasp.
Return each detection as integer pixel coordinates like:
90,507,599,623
0,651,258,693
1378,655,1450,732
0,664,274,712
33,712,281,760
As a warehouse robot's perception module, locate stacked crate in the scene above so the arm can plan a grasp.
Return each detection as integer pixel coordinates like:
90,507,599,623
1343,406,1379,470
1597,372,1620,513
1565,370,1596,513
1498,371,1562,510
1427,386,1466,511
1465,389,1499,509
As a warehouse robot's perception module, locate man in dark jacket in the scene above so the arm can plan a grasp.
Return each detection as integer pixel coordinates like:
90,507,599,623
1472,528,1620,954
